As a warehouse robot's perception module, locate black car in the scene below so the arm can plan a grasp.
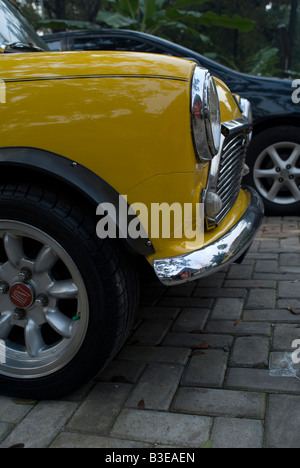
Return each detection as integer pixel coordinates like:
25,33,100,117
44,29,300,216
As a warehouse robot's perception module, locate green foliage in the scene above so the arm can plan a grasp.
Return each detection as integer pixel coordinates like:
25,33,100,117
15,0,42,28
96,0,254,47
244,47,281,76
37,19,100,31
16,0,300,77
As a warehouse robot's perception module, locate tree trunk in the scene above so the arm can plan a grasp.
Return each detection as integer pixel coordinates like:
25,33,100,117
288,0,298,69
54,0,67,18
81,0,101,22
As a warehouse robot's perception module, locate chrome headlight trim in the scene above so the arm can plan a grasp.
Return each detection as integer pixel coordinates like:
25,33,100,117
239,97,252,121
239,97,253,142
191,67,221,162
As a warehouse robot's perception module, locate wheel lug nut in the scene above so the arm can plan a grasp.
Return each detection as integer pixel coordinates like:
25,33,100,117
289,175,294,180
286,165,291,170
18,268,32,282
13,308,26,320
276,167,281,172
278,177,284,183
35,294,49,308
0,282,9,295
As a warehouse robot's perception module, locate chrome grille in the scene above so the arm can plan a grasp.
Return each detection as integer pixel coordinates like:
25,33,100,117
204,119,250,229
215,133,247,224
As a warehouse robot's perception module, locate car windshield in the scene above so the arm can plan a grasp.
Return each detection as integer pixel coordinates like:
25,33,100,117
0,0,48,52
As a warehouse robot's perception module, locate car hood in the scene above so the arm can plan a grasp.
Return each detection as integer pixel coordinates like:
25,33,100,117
1,50,242,124
1,50,196,82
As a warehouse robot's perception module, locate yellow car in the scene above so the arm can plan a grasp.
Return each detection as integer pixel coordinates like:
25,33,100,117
0,0,263,398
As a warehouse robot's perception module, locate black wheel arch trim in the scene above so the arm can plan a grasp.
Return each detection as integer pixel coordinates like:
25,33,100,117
0,147,154,256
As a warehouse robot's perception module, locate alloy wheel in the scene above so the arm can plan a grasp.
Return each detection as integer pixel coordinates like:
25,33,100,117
253,141,300,205
0,221,89,379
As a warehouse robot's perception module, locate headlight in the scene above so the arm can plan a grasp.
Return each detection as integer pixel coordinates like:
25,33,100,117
191,67,221,162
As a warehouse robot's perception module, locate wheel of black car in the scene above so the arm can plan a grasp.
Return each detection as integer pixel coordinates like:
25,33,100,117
0,184,138,399
244,126,300,215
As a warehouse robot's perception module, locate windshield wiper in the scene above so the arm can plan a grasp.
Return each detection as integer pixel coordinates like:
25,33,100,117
0,42,44,53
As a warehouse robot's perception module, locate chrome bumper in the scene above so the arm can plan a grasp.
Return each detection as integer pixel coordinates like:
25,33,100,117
153,187,264,286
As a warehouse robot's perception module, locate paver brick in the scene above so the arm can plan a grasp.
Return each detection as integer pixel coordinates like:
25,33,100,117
278,281,300,298
162,332,233,349
125,363,184,411
171,308,210,332
137,306,180,320
246,288,276,309
211,298,244,320
67,383,133,435
193,288,247,299
243,309,300,323
269,351,300,379
158,297,214,308
266,395,300,448
0,423,12,443
226,368,300,393
127,318,173,345
0,401,77,449
172,387,265,419
255,260,279,273
111,409,212,447
182,350,229,388
51,433,152,448
224,280,275,289
0,396,34,423
211,417,264,448
230,336,269,368
97,360,146,384
117,345,190,365
273,324,300,351
279,253,300,266
205,320,271,335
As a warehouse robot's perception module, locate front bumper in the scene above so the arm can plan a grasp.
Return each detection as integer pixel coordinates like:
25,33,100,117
153,186,264,286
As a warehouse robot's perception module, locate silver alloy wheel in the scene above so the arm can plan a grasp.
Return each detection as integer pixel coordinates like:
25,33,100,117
0,221,89,379
253,142,300,205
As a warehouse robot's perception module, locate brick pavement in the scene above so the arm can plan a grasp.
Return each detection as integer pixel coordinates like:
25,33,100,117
0,216,300,448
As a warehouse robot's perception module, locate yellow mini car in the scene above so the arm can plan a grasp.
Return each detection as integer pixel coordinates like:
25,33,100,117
0,0,263,398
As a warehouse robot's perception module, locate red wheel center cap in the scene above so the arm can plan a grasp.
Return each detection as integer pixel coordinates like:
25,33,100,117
9,283,34,309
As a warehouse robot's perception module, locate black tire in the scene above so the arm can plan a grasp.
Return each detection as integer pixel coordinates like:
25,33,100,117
244,126,300,216
0,184,138,399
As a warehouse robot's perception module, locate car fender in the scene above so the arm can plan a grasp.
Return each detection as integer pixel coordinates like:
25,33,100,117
0,146,154,256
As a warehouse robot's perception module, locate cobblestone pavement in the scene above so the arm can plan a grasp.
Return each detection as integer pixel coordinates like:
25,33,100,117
0,216,300,449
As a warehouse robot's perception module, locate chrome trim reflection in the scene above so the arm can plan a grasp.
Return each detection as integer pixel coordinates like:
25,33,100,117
191,67,221,162
239,98,253,143
221,117,252,137
153,187,264,286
